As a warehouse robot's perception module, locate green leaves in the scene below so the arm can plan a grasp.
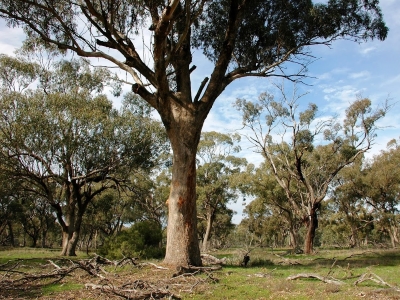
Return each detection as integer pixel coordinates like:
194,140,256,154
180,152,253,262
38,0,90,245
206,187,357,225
194,0,388,70
0,54,38,91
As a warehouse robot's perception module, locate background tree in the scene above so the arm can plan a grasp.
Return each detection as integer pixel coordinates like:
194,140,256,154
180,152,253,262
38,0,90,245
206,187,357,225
0,56,168,255
78,190,131,253
322,156,374,248
362,139,400,248
15,192,56,248
0,167,21,246
235,85,388,253
0,0,388,265
241,163,302,249
196,131,245,252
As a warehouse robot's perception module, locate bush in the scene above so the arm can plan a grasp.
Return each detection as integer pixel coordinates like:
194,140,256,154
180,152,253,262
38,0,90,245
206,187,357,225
99,220,164,259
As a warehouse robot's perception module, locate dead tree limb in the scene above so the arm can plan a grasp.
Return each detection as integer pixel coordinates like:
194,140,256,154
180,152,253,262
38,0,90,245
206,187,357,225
286,273,345,285
354,271,400,292
201,253,227,265
274,254,302,266
172,265,222,277
85,281,181,299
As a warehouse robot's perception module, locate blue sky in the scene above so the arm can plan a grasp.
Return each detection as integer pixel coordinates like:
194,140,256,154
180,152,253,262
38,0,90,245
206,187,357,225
202,0,400,161
1,0,399,223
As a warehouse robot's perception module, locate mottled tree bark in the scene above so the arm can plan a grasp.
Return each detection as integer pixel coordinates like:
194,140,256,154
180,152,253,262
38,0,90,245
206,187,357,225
163,104,203,266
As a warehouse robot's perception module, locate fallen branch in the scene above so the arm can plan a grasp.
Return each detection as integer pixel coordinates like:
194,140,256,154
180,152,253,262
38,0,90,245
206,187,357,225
274,254,302,265
91,254,138,267
286,273,345,285
140,262,169,270
172,265,222,277
201,253,227,265
85,281,180,299
354,271,400,292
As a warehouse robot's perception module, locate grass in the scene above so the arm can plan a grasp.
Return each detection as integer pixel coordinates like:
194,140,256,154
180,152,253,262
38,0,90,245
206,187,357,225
1,247,400,299
41,282,84,295
188,248,400,300
0,247,90,262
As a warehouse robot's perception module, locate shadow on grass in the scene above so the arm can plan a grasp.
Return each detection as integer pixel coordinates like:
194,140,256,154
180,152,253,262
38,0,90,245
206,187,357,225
216,249,400,270
1,284,43,299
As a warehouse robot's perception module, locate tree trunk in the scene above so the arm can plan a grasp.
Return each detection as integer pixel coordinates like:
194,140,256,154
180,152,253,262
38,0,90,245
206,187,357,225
289,226,298,250
304,208,318,254
31,235,38,248
202,213,214,253
59,202,84,256
163,110,203,267
388,223,399,248
7,221,14,247
61,230,80,256
349,224,359,248
41,229,47,248
390,223,399,248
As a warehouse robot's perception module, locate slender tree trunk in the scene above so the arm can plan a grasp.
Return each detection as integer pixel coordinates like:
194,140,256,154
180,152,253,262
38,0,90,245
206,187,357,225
202,213,213,253
387,223,399,249
304,208,318,254
41,229,47,248
94,229,98,250
289,226,298,250
389,223,399,248
163,111,203,266
7,221,14,247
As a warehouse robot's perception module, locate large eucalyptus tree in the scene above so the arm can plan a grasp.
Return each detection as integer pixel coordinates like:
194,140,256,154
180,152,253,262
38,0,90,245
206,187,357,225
0,0,388,265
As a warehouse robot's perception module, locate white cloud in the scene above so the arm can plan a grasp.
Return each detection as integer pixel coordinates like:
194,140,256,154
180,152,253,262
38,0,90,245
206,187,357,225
0,21,25,56
359,47,376,55
348,71,370,79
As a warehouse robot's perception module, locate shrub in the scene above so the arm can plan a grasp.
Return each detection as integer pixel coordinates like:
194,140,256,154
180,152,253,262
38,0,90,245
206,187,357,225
99,220,164,259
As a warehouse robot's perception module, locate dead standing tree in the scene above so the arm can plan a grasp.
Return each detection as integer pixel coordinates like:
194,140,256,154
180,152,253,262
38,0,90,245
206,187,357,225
0,0,388,266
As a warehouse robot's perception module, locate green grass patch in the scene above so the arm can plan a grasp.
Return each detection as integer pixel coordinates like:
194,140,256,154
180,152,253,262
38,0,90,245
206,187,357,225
188,248,400,300
0,247,91,263
41,283,84,295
